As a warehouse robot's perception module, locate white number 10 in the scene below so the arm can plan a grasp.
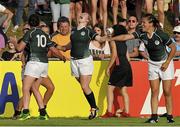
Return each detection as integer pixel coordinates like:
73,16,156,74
36,35,47,47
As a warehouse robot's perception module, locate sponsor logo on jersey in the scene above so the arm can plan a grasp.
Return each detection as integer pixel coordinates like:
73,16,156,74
81,31,85,36
155,40,160,45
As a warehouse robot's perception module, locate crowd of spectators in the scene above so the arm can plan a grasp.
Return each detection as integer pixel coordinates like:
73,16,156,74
0,0,180,61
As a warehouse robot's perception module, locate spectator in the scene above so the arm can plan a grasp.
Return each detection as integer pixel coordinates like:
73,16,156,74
0,3,13,32
69,0,82,26
118,17,127,28
51,16,71,59
12,0,35,32
112,0,127,25
36,0,51,15
1,42,22,61
145,0,164,28
135,0,144,22
101,24,132,118
90,0,108,31
108,14,176,123
89,23,110,60
173,0,180,25
126,16,140,59
50,0,70,32
0,27,8,54
172,25,180,59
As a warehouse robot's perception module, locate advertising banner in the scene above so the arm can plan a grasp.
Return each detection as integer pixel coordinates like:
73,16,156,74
0,61,179,117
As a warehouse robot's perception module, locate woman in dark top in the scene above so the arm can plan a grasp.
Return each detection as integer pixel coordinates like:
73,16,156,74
108,14,176,123
101,24,132,118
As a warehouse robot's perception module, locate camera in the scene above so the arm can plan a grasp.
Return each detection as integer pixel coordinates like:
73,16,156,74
106,27,114,36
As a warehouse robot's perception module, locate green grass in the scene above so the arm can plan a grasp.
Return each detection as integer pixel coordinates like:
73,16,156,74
0,117,180,126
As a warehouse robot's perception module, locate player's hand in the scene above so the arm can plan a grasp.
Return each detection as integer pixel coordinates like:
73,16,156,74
161,61,170,72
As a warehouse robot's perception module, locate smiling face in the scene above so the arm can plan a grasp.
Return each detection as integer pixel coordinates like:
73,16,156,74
141,17,153,32
128,16,138,30
59,22,70,36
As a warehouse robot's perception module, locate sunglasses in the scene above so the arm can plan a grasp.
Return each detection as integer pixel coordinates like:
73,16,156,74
128,20,136,23
173,31,180,34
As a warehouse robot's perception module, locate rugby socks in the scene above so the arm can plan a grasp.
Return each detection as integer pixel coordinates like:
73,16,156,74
151,114,158,119
22,109,29,114
14,110,21,116
167,114,175,123
44,105,47,109
39,108,47,116
84,92,97,108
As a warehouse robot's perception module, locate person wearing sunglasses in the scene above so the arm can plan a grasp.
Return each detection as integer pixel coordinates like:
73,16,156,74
126,15,140,59
107,13,176,123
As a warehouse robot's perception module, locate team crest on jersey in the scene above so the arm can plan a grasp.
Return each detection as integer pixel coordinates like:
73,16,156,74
81,31,85,36
155,40,160,45
142,40,148,45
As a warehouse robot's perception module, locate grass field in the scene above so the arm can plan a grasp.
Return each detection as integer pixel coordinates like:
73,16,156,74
0,117,180,126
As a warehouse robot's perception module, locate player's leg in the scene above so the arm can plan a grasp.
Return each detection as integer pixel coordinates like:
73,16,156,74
41,76,55,108
145,79,160,123
162,80,174,123
19,75,37,120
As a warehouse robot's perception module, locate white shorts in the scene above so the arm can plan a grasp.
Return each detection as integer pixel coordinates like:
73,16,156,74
148,59,174,80
24,61,48,78
70,55,94,77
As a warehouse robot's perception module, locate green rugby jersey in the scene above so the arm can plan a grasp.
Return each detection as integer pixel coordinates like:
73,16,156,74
70,27,97,58
22,27,55,63
133,28,172,61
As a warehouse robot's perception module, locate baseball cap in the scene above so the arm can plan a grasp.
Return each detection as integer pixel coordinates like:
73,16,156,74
173,25,180,33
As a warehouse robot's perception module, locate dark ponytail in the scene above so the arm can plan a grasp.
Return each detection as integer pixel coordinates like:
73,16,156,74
143,13,161,29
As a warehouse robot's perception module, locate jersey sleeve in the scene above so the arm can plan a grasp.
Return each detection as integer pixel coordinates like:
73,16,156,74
159,30,172,46
22,31,31,45
88,27,98,40
46,36,56,48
